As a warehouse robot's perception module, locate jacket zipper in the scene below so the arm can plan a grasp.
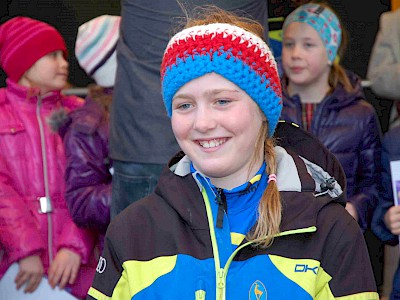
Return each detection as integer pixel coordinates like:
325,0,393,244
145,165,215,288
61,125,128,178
215,188,227,229
36,96,54,263
202,186,317,300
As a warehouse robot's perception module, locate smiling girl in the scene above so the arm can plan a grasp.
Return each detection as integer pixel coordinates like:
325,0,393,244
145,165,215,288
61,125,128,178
87,6,378,300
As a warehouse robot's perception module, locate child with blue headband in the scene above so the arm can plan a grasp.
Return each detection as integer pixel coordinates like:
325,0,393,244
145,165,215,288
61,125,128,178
87,6,378,300
280,2,382,233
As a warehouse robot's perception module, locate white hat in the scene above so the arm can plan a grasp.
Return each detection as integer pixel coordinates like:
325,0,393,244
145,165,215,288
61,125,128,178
75,15,121,87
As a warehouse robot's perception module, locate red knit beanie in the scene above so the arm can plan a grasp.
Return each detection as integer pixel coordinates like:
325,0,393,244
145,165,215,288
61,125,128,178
0,17,67,82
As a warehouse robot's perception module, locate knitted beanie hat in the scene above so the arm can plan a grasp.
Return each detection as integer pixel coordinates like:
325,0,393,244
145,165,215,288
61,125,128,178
75,15,121,87
283,3,341,63
161,23,282,137
0,16,67,82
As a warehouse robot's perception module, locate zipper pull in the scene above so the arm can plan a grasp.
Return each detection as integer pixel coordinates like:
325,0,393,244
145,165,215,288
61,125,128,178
195,279,206,300
216,188,226,228
217,268,225,289
195,290,206,300
38,196,53,213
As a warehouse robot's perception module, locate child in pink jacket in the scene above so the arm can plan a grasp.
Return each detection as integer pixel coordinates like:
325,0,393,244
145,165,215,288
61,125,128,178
0,16,96,299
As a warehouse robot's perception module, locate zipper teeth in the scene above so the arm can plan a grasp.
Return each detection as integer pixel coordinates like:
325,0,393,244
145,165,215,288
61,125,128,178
36,97,53,263
202,188,224,300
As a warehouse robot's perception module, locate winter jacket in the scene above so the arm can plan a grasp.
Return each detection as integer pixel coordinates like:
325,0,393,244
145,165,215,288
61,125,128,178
371,125,400,299
87,121,378,300
55,97,112,234
372,125,400,245
0,80,96,299
280,71,382,231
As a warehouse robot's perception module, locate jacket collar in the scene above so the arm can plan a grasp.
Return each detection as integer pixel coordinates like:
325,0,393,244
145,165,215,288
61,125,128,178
169,147,342,196
164,144,344,233
5,78,62,105
281,70,365,110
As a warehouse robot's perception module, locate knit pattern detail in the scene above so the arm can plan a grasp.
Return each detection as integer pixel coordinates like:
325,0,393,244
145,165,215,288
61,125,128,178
161,23,282,136
0,17,67,81
283,3,341,63
75,15,120,76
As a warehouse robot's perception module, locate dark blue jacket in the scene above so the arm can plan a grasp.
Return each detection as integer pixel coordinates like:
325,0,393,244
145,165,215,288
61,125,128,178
372,125,400,245
371,125,400,299
280,71,382,231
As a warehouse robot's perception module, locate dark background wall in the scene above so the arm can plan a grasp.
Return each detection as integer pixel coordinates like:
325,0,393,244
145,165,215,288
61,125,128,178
0,0,121,88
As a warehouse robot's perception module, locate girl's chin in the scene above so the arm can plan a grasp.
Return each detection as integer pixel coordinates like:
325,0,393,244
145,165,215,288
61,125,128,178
195,165,229,179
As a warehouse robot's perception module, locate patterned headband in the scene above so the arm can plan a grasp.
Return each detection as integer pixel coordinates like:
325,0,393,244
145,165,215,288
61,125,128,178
283,3,342,63
161,23,282,137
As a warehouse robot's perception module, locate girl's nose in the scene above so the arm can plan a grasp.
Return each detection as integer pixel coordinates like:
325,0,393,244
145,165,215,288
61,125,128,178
59,54,69,68
193,106,217,133
291,44,302,58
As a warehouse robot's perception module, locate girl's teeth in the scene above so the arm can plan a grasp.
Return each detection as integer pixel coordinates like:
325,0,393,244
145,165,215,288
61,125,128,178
200,139,224,148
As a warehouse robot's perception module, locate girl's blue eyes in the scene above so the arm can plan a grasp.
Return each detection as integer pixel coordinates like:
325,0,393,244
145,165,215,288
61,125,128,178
175,99,231,110
216,99,230,105
177,103,192,110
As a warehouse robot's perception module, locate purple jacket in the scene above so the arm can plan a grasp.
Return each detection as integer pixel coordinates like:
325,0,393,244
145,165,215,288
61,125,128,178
280,71,382,231
0,80,96,299
57,97,111,234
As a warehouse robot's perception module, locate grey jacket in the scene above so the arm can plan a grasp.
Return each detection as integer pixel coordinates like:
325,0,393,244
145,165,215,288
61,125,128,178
367,8,400,100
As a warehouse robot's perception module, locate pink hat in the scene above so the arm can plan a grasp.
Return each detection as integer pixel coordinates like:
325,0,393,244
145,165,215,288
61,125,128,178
0,16,67,82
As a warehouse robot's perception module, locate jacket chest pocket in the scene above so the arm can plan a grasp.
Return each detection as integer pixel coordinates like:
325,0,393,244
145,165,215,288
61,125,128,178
0,127,28,160
0,124,24,135
0,99,25,135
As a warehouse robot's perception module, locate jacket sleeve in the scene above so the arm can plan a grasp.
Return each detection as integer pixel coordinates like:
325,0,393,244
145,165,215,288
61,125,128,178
56,216,95,264
87,219,126,300
63,122,111,234
348,107,382,231
367,11,400,100
0,155,46,263
319,205,379,299
371,127,400,245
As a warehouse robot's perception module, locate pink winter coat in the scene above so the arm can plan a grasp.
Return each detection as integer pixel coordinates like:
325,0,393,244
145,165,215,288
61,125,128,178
0,80,96,299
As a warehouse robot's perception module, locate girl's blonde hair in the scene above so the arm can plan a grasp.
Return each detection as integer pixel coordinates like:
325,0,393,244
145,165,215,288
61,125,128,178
182,5,282,248
247,122,281,248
